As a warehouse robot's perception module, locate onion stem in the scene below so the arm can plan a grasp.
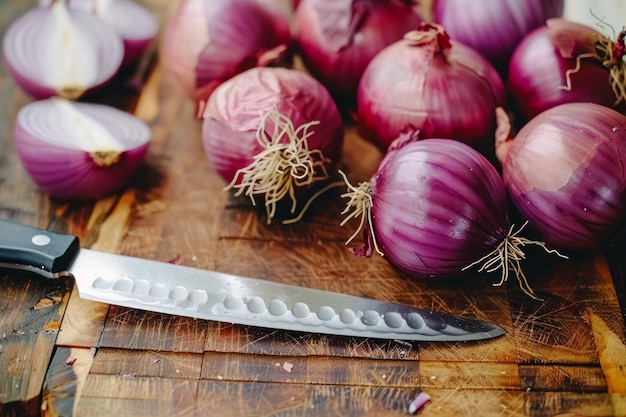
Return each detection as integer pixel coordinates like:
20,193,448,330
225,106,330,223
338,170,383,257
463,222,568,300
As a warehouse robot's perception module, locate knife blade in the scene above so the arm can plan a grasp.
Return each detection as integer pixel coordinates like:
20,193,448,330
0,219,505,342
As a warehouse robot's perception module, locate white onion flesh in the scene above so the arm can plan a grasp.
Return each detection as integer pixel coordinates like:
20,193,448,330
15,98,151,200
2,2,124,99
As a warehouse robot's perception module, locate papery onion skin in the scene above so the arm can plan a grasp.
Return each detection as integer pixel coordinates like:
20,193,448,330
498,102,626,251
2,5,124,100
434,0,564,76
356,24,506,153
369,135,510,277
294,0,423,100
162,0,292,106
508,25,622,124
15,99,151,200
201,67,344,187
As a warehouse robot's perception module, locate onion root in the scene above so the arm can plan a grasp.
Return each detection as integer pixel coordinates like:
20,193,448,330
225,106,330,223
463,222,568,300
338,170,383,257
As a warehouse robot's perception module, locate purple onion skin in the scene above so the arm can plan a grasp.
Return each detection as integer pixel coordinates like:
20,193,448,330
122,38,153,68
294,0,423,98
15,123,149,200
163,0,292,104
194,0,292,104
508,25,622,124
500,102,626,251
356,34,505,152
4,62,57,101
434,0,564,76
201,67,344,186
370,137,510,278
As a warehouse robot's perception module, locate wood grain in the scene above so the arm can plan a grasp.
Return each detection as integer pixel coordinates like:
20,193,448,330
1,0,626,416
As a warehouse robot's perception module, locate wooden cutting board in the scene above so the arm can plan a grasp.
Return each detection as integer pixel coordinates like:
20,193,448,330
1,1,625,416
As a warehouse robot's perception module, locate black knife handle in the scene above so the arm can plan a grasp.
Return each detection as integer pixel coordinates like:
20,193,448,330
0,219,80,274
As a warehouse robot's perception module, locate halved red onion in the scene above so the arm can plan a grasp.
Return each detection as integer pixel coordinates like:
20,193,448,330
201,67,344,221
2,2,124,100
294,0,423,101
38,0,159,67
355,23,506,153
341,129,564,297
434,0,564,76
497,102,626,251
508,20,625,124
162,0,292,109
15,98,151,200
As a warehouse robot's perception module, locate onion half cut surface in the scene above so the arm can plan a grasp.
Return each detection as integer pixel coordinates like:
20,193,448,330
15,98,151,200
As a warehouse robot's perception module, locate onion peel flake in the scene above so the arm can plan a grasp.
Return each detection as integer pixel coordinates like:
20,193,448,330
224,106,331,223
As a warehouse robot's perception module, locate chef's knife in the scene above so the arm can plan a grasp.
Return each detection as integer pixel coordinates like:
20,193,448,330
0,219,504,342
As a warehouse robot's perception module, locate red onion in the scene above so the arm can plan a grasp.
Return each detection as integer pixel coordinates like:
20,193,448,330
496,102,626,251
294,0,423,101
38,0,159,67
201,67,344,221
355,23,506,153
341,129,564,297
508,19,626,124
2,2,124,100
162,0,292,110
434,0,564,76
15,98,151,200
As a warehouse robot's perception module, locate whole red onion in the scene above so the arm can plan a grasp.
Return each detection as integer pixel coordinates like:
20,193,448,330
201,67,344,221
497,102,626,251
340,129,562,297
162,0,292,109
356,23,506,153
294,0,423,101
434,0,564,76
508,19,626,124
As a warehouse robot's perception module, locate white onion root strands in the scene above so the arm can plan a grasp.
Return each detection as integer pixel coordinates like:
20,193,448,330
548,17,626,108
507,19,625,124
496,102,626,251
225,106,331,222
14,98,151,200
201,67,344,223
355,23,506,153
2,1,124,100
339,131,565,299
463,222,567,300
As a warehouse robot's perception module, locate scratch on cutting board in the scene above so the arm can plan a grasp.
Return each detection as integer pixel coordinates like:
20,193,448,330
586,308,626,416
